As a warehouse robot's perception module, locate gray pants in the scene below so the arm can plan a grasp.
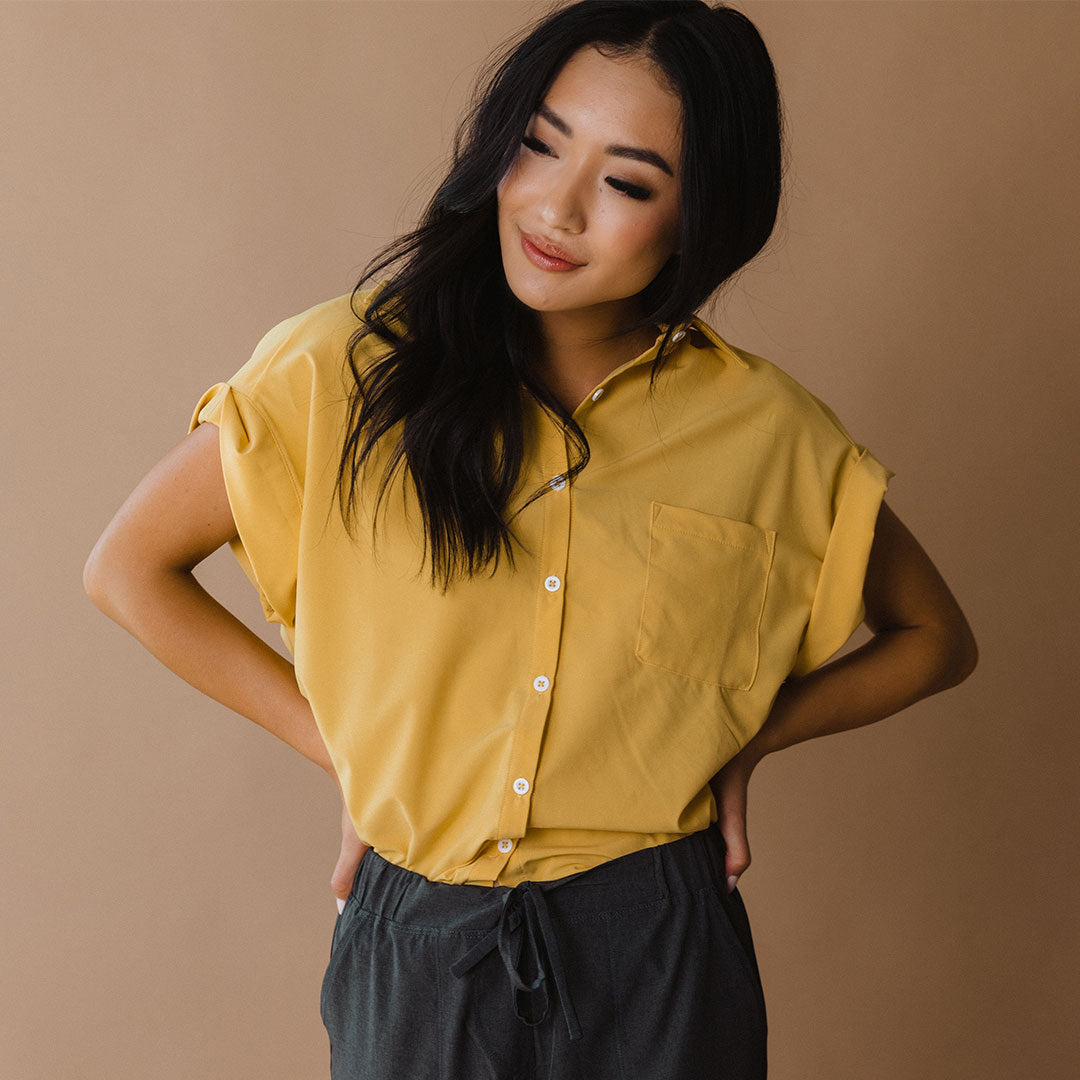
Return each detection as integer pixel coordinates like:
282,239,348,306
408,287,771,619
321,821,767,1079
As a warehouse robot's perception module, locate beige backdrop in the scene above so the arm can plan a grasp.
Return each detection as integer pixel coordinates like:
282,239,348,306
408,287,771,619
3,1,1077,1078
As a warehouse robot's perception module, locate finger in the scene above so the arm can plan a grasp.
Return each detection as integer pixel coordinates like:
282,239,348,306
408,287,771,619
330,839,371,902
721,820,751,889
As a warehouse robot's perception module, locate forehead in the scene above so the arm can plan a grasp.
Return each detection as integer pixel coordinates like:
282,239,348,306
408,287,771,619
540,45,683,162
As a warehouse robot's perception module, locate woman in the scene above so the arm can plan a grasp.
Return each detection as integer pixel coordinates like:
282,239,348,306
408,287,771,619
84,2,978,1077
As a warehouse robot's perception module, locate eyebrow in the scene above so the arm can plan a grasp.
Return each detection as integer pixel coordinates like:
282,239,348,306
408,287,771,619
534,103,675,177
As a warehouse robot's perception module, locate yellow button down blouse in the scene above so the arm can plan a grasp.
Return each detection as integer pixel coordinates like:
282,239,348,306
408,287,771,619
188,289,894,886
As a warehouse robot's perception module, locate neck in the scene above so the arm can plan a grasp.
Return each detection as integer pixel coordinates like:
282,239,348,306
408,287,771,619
533,302,659,393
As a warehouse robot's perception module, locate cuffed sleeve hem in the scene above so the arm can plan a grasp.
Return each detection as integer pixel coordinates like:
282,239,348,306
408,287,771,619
788,444,895,677
188,380,300,634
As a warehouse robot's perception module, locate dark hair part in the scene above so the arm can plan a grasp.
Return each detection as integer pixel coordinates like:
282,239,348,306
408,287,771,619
335,0,785,591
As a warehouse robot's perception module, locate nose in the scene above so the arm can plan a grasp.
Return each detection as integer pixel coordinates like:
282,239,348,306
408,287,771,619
538,166,586,234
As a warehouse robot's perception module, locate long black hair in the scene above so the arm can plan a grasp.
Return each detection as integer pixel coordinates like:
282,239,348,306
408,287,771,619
335,0,785,592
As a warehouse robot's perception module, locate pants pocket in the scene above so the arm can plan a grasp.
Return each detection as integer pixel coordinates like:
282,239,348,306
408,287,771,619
321,912,443,1080
707,878,766,998
604,893,767,1079
320,897,366,1029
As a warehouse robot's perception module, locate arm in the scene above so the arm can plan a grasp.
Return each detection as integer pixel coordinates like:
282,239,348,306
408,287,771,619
743,498,978,765
83,420,341,788
711,499,978,888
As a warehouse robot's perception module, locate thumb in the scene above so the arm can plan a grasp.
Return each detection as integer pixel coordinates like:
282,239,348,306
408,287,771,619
720,815,751,892
331,834,370,905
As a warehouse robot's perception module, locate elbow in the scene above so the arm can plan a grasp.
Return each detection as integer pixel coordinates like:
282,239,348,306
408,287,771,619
83,535,129,617
954,629,979,684
84,536,189,624
83,544,114,614
938,620,979,689
887,617,978,695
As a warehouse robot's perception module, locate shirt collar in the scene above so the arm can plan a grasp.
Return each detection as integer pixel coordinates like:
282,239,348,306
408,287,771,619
661,315,750,369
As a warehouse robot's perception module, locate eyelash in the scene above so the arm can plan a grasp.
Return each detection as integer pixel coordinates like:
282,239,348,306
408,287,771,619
520,135,653,202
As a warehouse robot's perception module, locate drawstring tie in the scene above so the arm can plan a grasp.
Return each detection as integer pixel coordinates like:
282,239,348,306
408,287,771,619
449,879,583,1041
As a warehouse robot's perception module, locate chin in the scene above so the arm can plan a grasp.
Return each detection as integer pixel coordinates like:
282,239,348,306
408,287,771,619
502,264,578,312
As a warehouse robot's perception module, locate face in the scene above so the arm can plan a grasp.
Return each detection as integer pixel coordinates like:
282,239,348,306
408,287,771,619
496,45,683,327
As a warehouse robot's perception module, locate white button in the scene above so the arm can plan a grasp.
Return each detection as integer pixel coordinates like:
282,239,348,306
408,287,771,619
497,838,514,853
591,387,605,401
513,777,531,795
544,575,561,592
549,474,567,491
532,675,550,692
672,329,686,342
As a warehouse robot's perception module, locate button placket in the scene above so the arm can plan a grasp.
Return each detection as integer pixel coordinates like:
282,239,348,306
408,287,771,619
494,418,573,861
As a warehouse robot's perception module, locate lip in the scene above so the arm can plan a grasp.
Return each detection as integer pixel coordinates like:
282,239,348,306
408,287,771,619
520,230,584,271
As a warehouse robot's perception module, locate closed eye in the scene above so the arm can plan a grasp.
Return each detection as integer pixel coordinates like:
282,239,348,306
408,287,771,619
520,135,653,202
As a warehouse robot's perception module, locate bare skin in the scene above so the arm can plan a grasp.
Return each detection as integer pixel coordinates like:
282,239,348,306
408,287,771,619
84,41,979,896
496,46,685,407
85,416,976,904
709,499,978,890
85,53,978,906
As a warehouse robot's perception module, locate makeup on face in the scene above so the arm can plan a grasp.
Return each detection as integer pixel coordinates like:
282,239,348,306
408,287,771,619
519,229,585,271
496,45,682,320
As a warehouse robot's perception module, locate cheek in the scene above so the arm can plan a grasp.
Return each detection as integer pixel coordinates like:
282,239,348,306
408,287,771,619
496,176,521,243
496,153,537,207
604,211,678,262
496,168,513,214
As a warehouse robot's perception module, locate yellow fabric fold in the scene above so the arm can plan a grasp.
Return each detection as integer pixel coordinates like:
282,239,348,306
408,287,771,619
187,380,302,649
789,443,895,676
180,291,899,886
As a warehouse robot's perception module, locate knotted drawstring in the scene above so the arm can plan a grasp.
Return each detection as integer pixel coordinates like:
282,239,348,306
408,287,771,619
449,879,583,1041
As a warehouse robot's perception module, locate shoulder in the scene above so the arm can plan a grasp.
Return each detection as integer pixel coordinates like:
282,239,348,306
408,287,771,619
231,290,369,390
746,349,860,447
691,318,865,453
227,284,393,410
716,338,895,505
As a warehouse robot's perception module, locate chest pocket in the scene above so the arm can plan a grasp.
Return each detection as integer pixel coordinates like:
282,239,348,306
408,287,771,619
635,502,776,691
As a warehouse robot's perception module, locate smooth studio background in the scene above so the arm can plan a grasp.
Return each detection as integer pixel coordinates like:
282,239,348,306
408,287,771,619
3,2,1077,1078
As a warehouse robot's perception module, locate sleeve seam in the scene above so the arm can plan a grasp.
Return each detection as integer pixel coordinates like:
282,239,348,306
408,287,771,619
805,390,861,454
788,442,888,677
227,383,304,511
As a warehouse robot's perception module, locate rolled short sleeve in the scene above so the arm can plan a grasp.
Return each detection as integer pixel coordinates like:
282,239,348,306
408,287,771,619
789,442,895,677
186,311,312,637
188,379,302,634
183,290,382,649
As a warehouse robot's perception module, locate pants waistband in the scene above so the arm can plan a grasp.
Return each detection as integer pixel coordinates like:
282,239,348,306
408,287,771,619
346,824,730,1043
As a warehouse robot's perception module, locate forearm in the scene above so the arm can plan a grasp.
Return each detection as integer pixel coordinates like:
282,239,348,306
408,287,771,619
87,564,339,786
743,625,972,765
